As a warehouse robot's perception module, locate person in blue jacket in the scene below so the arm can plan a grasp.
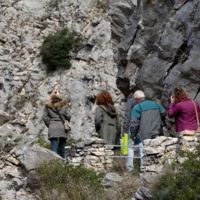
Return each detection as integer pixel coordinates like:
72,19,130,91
130,90,166,142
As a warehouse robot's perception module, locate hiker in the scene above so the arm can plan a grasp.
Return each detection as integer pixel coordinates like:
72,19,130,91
168,87,200,136
95,91,121,145
123,86,143,172
43,90,71,158
130,90,166,141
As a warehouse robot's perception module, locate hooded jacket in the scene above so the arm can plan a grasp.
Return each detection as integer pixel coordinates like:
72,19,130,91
43,99,71,139
95,104,121,145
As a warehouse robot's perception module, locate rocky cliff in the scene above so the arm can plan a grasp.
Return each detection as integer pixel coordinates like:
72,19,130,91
0,0,121,144
1,0,200,199
113,0,200,105
1,0,200,143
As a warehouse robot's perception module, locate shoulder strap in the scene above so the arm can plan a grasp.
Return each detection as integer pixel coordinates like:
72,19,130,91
51,108,65,124
192,100,200,127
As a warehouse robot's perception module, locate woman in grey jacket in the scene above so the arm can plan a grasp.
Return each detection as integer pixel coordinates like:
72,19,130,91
43,92,71,158
95,91,121,145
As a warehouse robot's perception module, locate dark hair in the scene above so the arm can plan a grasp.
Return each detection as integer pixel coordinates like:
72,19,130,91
174,87,189,103
96,91,113,105
129,85,140,94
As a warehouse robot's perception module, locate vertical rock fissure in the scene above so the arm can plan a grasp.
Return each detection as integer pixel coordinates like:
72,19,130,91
164,40,191,79
194,86,200,99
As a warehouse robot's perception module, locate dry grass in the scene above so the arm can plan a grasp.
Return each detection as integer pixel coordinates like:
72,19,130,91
103,173,142,200
30,160,105,200
28,155,143,200
105,151,142,200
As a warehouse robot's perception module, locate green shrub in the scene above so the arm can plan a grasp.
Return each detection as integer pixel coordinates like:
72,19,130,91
41,28,82,72
35,160,105,200
152,143,200,200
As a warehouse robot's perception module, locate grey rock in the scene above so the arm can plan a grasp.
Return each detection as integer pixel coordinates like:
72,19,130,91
103,172,123,182
12,144,63,171
112,0,200,104
15,0,52,17
135,186,152,200
0,110,10,125
102,172,123,187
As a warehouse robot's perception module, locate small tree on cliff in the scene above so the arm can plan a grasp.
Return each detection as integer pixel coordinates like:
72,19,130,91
41,28,82,72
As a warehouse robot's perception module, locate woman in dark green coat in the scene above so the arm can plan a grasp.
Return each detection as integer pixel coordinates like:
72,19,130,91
95,91,121,145
43,91,71,158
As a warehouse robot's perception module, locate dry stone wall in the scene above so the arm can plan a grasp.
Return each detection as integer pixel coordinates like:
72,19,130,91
67,135,199,174
67,137,114,171
141,135,199,185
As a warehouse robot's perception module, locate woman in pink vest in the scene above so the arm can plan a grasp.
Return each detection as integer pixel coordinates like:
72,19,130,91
168,87,200,135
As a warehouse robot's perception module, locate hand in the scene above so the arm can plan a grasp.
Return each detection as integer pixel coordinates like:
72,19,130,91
170,95,175,104
123,132,128,136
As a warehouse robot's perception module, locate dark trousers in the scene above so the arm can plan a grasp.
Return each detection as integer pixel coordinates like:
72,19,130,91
50,137,66,158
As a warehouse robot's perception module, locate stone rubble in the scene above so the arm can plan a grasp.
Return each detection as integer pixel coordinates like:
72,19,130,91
0,151,36,200
142,135,199,176
67,137,114,171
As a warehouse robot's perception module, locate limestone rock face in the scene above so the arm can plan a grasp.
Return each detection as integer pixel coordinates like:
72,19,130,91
1,0,199,147
12,143,63,171
0,0,121,142
0,2,120,198
112,0,200,104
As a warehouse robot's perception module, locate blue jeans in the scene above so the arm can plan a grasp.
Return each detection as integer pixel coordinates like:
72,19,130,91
50,137,66,158
126,134,143,171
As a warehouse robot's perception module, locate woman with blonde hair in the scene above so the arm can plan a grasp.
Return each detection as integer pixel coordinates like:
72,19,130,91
43,90,71,158
95,91,121,145
168,87,200,135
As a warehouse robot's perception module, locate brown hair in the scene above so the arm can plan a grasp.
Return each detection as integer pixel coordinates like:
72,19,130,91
51,95,62,104
96,91,113,105
45,94,68,108
174,87,189,103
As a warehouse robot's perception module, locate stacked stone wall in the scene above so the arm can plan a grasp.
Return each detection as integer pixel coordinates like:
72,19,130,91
67,135,199,173
67,137,114,171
